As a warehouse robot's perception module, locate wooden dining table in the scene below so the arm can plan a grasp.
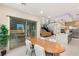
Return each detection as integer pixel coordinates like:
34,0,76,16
31,38,65,56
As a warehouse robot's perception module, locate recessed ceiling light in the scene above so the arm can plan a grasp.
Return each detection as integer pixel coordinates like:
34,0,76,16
40,10,43,15
48,16,51,18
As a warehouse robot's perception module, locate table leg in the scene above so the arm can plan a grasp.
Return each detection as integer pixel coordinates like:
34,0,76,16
45,51,60,56
45,51,53,56
53,53,60,56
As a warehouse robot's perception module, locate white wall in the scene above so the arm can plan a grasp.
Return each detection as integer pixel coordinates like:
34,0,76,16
0,5,41,50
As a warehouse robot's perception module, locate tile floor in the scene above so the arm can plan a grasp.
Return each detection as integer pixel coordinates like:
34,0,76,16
61,38,79,56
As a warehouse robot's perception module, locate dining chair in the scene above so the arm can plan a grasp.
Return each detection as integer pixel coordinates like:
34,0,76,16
34,44,46,56
55,33,68,49
25,39,32,56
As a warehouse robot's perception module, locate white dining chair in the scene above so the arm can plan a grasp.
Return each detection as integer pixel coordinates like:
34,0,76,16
34,44,46,56
25,39,32,56
55,33,68,49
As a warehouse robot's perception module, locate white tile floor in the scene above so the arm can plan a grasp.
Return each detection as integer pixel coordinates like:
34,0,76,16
5,46,27,56
61,38,79,56
5,38,79,56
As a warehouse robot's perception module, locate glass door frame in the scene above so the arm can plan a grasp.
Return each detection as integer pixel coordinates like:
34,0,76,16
26,20,37,40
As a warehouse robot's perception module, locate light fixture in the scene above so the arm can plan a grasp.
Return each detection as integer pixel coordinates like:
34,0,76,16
40,10,43,15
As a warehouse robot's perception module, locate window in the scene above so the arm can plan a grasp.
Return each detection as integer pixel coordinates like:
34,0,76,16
16,23,24,30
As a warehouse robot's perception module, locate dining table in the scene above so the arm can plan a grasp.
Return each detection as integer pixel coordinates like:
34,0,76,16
31,37,65,56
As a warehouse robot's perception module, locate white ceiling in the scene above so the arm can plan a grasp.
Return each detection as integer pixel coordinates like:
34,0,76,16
1,3,79,19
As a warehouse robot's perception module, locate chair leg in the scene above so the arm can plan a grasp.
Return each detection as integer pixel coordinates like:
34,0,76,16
26,50,28,55
26,50,31,56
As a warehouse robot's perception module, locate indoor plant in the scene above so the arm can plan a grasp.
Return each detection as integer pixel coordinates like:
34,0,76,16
0,25,9,56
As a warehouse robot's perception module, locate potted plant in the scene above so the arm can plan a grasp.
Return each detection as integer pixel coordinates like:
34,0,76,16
0,25,9,56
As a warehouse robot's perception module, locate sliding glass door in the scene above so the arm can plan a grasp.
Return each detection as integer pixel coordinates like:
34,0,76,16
10,16,37,49
10,17,26,49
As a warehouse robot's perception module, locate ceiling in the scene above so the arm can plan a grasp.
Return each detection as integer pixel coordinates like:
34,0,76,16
1,3,79,20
